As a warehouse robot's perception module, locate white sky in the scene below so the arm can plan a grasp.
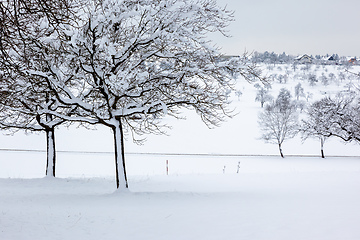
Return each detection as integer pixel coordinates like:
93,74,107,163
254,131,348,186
212,0,360,57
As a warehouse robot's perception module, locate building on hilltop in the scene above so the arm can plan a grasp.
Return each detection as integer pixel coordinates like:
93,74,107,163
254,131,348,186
295,54,312,64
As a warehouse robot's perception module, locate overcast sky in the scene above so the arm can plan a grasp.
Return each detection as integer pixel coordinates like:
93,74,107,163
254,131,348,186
212,0,360,57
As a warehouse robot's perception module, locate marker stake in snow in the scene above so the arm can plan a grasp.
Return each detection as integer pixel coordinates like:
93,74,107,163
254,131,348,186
166,160,169,175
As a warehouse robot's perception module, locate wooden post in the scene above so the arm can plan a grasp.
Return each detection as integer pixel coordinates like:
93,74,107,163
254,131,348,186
166,160,169,175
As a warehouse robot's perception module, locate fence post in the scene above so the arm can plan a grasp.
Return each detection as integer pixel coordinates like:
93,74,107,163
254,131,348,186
166,160,169,175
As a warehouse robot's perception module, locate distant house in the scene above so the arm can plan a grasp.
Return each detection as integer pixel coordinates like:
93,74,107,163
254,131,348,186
324,55,340,65
295,54,312,64
348,57,358,65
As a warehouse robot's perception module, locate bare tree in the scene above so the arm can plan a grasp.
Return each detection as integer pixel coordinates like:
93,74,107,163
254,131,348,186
258,90,298,158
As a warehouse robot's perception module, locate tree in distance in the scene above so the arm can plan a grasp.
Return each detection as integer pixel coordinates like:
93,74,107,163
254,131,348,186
300,98,335,158
294,83,305,101
254,83,273,108
258,88,299,158
301,93,360,158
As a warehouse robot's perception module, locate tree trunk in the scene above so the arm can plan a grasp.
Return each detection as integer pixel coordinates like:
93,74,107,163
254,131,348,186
112,117,128,190
45,127,56,177
279,144,284,158
320,137,325,158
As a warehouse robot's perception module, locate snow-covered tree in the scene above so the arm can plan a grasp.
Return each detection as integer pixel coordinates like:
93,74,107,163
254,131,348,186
300,99,334,158
291,62,298,72
328,73,336,84
308,73,318,86
295,100,306,113
320,73,329,86
301,94,360,156
0,72,76,176
324,95,360,143
275,88,293,112
294,83,305,101
255,86,273,108
0,0,81,177
258,90,298,158
338,72,346,82
18,0,263,190
305,92,313,102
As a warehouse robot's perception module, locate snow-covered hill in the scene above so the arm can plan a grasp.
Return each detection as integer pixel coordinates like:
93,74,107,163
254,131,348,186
1,63,360,177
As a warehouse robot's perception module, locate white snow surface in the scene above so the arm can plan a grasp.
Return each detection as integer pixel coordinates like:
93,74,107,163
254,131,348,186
1,158,360,240
1,64,360,239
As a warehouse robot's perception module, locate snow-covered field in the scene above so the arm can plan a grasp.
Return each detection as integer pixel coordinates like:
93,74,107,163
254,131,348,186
1,157,360,240
1,63,360,239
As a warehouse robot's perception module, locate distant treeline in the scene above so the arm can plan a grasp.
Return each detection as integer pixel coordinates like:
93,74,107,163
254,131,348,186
250,51,356,65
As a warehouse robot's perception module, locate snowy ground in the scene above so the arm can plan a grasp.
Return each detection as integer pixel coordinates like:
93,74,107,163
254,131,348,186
1,156,360,240
1,63,360,239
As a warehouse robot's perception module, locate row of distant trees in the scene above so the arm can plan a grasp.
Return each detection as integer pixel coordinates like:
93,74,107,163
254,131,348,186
258,87,360,158
251,51,356,65
0,0,264,189
258,60,360,89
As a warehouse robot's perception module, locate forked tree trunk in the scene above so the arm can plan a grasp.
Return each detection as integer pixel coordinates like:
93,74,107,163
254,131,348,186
112,117,128,190
45,127,56,177
279,143,284,158
320,137,325,158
